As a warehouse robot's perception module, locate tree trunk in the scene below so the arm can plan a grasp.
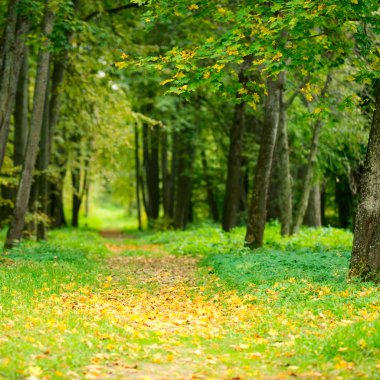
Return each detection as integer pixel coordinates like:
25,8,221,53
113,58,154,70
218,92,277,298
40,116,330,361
71,144,90,228
141,123,160,224
47,58,66,155
292,73,331,234
161,130,171,217
5,5,55,249
350,81,380,282
173,126,195,230
168,131,179,219
49,141,68,228
14,47,29,167
134,124,142,230
245,74,283,248
0,1,29,171
321,180,327,226
222,101,246,231
50,180,66,228
149,124,160,219
335,177,353,229
303,185,322,227
36,75,51,241
0,47,29,227
276,82,293,235
71,165,81,228
201,150,219,222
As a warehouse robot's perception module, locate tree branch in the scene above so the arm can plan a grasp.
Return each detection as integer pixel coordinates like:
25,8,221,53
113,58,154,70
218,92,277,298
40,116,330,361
285,77,310,109
83,3,143,22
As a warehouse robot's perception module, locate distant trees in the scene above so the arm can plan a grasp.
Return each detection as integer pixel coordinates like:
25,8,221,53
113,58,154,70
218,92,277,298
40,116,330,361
0,0,378,281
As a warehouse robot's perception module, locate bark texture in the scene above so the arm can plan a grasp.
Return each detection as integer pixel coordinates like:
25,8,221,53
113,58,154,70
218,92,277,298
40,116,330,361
303,185,322,227
350,81,380,282
245,74,283,248
14,48,29,167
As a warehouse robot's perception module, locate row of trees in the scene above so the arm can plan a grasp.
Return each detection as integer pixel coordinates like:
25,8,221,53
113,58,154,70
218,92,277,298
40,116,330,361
0,0,379,281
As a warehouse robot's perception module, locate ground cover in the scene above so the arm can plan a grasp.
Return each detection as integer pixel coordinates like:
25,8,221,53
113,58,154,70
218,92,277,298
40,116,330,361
0,224,378,379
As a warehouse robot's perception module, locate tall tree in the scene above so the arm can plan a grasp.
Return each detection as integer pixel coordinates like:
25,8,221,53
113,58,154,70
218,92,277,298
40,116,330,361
245,74,283,248
350,81,380,282
0,0,29,170
5,1,55,248
292,73,332,234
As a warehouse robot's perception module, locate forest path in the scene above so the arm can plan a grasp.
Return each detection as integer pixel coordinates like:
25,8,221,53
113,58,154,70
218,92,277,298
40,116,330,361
88,230,230,379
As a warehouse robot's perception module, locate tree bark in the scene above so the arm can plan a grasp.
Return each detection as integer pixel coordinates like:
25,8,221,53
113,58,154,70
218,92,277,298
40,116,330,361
14,47,29,167
36,74,51,240
245,74,283,248
350,81,380,282
335,177,353,229
0,47,29,227
0,1,29,170
292,73,332,234
201,149,219,222
49,141,68,228
134,124,142,230
167,130,179,219
71,164,81,227
5,4,55,249
173,126,195,230
49,180,66,228
149,124,160,219
141,123,160,224
71,141,90,228
276,81,293,235
222,101,246,231
303,185,322,227
161,129,171,217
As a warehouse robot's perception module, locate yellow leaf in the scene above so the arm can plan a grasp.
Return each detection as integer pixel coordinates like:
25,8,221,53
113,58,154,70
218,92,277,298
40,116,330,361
173,72,186,79
115,61,127,69
272,52,283,62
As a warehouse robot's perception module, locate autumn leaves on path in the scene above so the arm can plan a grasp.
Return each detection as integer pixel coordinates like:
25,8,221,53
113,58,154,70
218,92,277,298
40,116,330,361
73,230,379,380
96,230,250,379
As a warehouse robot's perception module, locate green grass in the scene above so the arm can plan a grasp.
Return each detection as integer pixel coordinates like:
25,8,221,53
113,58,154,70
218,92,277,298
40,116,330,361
0,222,378,379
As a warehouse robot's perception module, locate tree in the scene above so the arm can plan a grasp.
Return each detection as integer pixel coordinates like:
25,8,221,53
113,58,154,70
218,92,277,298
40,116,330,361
5,1,55,249
350,81,380,282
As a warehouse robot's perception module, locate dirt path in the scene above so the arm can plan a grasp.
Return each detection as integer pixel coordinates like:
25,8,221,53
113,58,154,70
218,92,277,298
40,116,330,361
85,231,267,380
91,231,226,379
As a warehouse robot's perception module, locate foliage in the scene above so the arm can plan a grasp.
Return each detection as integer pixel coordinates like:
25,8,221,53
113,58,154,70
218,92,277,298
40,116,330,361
144,221,352,255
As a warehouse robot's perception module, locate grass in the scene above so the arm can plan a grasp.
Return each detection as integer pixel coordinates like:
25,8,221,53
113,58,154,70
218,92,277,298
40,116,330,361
0,222,378,379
